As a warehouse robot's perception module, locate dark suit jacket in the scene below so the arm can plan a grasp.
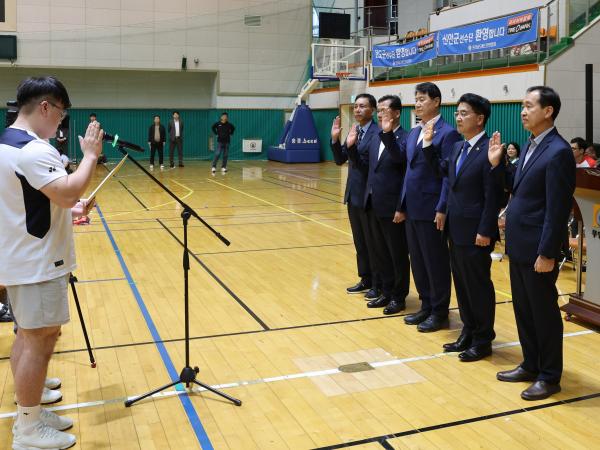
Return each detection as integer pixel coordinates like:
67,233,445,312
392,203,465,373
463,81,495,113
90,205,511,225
348,126,408,218
383,117,462,221
505,128,576,264
424,133,504,246
168,119,183,141
148,124,166,144
330,121,378,206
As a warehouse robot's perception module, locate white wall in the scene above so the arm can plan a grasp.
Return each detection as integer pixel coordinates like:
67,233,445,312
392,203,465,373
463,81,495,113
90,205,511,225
0,67,216,108
429,0,548,31
546,17,600,142
308,67,545,109
7,0,311,100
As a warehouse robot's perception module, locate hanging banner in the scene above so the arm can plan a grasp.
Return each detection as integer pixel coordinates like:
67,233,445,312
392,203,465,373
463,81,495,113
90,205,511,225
372,33,437,68
437,9,539,56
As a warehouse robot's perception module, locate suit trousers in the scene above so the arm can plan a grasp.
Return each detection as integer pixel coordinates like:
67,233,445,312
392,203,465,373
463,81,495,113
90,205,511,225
150,142,164,165
169,137,183,165
509,261,562,383
449,240,496,345
347,201,373,284
366,207,410,300
405,219,451,317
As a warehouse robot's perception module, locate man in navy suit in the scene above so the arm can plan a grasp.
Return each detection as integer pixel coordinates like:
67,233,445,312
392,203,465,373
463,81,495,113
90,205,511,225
489,86,575,400
382,82,461,332
345,95,410,315
423,93,504,361
331,94,380,300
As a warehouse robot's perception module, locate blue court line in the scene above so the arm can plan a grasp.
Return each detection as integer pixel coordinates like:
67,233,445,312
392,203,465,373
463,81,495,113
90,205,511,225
76,277,127,284
95,204,214,450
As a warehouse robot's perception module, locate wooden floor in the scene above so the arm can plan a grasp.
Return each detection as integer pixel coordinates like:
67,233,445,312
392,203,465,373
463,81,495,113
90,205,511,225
1,160,598,449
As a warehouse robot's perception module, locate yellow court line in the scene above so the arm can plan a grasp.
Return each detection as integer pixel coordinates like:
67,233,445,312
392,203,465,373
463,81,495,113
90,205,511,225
99,178,195,220
206,178,352,237
495,289,512,298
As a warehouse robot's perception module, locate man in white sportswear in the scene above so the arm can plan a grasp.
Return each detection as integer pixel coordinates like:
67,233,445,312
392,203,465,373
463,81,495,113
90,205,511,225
0,76,103,450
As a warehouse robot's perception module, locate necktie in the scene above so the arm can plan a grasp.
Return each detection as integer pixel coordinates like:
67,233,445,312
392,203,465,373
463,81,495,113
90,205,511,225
456,141,471,173
357,127,365,146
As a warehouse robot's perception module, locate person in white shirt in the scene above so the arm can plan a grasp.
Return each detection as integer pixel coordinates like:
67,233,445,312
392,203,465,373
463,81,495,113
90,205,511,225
0,76,102,450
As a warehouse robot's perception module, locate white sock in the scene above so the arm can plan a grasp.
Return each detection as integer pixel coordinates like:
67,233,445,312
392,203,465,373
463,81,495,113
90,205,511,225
17,405,41,430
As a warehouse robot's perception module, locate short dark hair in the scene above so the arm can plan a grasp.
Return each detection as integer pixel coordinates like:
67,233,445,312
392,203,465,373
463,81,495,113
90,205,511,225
89,113,97,117
526,85,561,120
570,137,588,151
590,143,600,158
458,93,491,125
507,142,521,157
377,95,402,112
221,112,228,116
415,82,442,103
355,93,376,108
16,76,71,111
153,114,160,119
173,111,180,115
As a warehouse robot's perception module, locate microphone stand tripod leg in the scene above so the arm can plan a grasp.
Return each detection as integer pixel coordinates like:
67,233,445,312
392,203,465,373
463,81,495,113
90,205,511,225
69,273,96,368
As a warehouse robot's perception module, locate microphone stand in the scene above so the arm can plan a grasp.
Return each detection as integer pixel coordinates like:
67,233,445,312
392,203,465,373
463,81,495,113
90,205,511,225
113,146,242,408
69,273,96,368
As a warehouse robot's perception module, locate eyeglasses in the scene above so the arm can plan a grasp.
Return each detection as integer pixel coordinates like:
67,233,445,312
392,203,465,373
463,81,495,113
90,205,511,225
43,100,68,120
454,110,472,118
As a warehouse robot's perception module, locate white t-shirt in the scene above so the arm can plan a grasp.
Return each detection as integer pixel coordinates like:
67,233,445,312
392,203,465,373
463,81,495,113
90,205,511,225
0,127,76,285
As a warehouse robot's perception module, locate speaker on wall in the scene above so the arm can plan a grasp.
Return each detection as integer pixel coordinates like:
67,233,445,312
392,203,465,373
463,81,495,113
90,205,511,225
318,12,351,40
181,56,187,70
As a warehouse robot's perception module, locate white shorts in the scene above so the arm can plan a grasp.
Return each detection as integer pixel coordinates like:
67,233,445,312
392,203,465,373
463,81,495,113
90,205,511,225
6,275,70,329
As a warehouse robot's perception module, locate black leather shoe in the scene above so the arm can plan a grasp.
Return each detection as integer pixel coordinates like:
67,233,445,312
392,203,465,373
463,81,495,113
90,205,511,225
364,288,380,300
367,296,390,308
521,381,561,400
383,299,406,315
417,315,449,332
443,333,472,353
404,310,430,325
496,366,538,383
458,344,492,362
347,280,371,294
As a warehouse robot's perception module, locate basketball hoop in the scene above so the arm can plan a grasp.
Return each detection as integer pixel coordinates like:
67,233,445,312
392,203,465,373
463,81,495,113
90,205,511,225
336,71,353,80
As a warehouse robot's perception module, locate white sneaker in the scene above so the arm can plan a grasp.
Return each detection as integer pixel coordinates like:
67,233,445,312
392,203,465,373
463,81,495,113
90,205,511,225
12,421,76,450
211,167,216,173
221,167,227,173
160,164,164,170
149,164,154,170
15,387,62,405
40,408,73,431
44,378,61,390
12,409,73,433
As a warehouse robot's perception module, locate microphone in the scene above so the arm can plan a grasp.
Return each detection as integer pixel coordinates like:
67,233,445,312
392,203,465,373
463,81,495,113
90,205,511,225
103,132,144,152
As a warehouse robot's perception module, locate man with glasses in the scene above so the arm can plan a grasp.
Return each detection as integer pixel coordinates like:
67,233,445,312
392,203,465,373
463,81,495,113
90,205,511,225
422,93,504,361
0,76,103,449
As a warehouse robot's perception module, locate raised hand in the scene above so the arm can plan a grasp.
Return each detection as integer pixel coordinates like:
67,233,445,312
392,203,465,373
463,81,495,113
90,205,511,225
346,124,359,148
423,121,435,143
381,110,394,133
78,120,104,160
488,131,503,167
331,116,342,142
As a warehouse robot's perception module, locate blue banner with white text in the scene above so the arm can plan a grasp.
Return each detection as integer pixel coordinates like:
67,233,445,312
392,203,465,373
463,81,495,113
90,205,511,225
372,33,437,68
437,9,539,56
